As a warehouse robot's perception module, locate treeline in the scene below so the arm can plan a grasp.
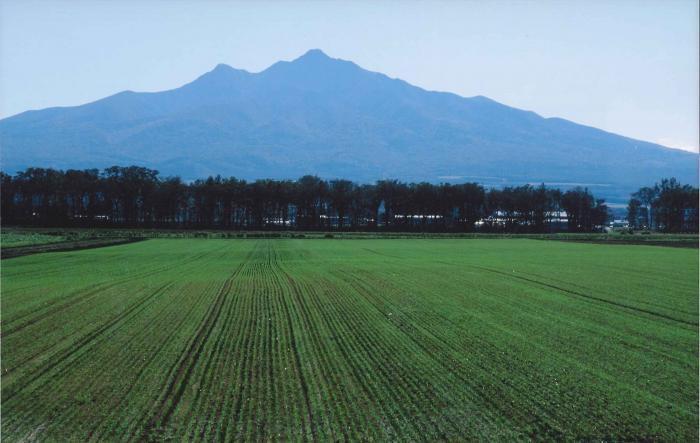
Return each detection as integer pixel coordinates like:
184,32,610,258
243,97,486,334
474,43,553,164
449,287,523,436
0,166,610,232
627,178,698,233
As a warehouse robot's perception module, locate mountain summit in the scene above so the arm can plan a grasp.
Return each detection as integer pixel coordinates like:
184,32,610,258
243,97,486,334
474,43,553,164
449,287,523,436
0,49,696,201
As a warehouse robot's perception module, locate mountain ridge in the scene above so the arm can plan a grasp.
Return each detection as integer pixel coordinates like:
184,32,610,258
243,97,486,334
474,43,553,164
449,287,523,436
1,49,696,202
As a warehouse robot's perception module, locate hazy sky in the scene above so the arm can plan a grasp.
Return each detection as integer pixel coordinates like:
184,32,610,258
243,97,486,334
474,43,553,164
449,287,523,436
1,0,698,152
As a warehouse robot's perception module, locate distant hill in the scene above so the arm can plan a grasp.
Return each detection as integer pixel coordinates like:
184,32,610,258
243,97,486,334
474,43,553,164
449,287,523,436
0,49,696,202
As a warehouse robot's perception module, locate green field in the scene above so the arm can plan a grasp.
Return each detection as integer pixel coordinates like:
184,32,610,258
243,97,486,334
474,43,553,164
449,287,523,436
0,230,68,248
1,239,697,440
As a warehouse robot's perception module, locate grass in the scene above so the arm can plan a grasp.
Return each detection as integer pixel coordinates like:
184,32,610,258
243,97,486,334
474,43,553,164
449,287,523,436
0,229,145,259
1,238,697,440
0,230,69,248
2,226,698,245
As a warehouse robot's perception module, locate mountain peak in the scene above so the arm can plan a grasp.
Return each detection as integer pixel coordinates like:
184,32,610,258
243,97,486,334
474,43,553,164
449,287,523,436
207,63,251,77
295,48,331,62
213,63,234,72
189,63,250,87
261,48,359,80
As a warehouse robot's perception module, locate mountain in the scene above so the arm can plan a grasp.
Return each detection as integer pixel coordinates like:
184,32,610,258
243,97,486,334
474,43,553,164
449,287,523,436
0,49,696,202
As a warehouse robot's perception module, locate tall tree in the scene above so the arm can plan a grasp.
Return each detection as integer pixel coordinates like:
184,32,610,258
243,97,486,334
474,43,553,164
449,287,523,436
329,179,354,230
633,186,657,229
627,198,641,229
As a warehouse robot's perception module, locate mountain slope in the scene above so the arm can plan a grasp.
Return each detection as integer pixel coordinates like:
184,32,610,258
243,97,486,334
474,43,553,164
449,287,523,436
1,49,696,201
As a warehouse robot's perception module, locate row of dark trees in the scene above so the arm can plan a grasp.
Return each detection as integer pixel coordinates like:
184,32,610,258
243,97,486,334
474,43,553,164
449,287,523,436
1,166,610,232
627,178,699,232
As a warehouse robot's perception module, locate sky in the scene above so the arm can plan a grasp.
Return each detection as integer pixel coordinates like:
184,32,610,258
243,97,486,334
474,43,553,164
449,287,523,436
0,0,698,152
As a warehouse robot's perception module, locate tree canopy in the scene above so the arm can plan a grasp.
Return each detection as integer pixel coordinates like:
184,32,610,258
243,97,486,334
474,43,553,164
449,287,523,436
2,166,614,233
627,178,698,233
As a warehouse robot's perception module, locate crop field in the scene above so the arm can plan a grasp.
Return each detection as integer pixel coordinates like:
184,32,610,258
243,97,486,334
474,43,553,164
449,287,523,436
1,238,698,441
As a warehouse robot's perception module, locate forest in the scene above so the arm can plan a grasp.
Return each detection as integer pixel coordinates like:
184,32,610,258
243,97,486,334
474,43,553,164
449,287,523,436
1,166,695,232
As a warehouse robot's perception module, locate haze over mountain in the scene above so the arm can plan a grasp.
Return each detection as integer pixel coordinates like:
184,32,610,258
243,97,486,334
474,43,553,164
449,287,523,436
1,49,696,202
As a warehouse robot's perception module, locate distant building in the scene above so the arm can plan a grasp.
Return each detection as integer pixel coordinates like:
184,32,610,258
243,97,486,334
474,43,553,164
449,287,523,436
609,219,629,229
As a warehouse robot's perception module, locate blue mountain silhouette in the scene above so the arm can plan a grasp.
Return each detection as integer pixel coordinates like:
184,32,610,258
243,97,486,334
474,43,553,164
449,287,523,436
1,49,696,201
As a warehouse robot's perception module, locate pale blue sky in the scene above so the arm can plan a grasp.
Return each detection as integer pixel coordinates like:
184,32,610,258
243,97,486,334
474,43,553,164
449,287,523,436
1,0,698,151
